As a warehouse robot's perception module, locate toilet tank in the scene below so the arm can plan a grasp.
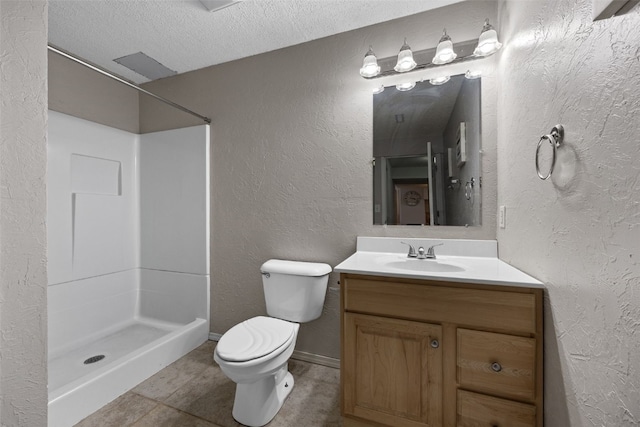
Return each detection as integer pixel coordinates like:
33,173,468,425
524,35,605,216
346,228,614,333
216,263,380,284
260,259,332,323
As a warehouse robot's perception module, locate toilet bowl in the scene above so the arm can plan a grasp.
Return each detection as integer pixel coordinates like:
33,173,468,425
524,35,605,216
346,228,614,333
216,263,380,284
214,316,299,426
213,259,331,427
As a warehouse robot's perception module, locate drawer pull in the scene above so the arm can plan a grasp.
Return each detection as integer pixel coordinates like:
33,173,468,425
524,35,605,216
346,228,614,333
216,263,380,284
491,362,502,372
430,339,440,349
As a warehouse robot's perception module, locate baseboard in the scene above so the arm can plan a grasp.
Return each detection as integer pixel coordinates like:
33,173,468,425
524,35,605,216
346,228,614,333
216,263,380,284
290,349,340,369
209,332,222,341
208,332,340,369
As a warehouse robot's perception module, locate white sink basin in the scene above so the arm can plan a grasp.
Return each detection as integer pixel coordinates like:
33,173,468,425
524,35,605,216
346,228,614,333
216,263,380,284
334,238,544,288
376,255,466,273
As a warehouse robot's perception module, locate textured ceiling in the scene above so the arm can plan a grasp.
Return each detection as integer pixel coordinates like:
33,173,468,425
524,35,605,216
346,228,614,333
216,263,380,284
48,0,463,84
373,76,466,148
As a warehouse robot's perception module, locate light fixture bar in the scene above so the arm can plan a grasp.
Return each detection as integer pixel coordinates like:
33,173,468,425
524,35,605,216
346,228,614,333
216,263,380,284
199,0,243,13
362,39,481,80
48,44,212,124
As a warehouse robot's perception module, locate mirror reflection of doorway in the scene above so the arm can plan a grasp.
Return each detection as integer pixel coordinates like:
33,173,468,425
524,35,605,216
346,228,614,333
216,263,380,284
394,183,430,225
375,146,447,226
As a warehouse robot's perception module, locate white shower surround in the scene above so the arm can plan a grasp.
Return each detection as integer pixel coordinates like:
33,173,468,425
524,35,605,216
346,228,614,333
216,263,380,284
47,111,210,426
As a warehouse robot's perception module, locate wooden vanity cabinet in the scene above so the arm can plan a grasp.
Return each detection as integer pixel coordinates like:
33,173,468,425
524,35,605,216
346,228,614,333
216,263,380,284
340,274,543,427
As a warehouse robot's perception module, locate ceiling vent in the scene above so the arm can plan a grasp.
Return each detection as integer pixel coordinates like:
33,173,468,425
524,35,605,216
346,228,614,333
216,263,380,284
198,0,243,12
113,52,177,81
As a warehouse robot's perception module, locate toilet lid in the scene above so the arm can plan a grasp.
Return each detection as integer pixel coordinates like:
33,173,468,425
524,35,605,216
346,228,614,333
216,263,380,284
216,316,296,362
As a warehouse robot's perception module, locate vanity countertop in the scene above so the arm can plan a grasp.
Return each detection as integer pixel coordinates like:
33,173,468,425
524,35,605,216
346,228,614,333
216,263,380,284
334,237,543,288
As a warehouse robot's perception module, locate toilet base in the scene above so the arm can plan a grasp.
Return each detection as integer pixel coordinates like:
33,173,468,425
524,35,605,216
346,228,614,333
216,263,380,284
232,364,294,427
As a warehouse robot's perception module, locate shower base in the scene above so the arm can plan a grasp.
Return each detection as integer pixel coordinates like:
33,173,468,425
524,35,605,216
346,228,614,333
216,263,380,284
48,316,207,427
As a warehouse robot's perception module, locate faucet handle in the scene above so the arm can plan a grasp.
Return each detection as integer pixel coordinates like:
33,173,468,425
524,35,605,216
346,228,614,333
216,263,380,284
426,243,444,258
400,241,417,258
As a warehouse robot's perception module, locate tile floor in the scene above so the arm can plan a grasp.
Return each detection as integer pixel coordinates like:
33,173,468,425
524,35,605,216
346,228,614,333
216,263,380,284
75,340,343,427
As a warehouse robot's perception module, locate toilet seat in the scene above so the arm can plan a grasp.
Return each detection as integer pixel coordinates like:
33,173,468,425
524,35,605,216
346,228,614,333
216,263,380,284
216,316,296,362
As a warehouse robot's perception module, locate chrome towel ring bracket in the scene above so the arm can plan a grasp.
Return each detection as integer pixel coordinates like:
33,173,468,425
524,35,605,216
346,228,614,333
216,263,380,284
536,124,564,180
465,177,476,201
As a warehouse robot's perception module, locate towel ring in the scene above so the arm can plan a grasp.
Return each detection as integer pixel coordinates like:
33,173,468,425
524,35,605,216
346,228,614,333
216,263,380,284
465,177,476,201
536,124,564,180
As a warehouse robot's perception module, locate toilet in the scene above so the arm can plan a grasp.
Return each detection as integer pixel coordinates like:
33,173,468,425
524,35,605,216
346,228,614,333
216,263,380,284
213,259,332,427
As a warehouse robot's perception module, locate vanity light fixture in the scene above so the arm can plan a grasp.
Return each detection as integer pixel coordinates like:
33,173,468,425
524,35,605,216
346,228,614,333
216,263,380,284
394,39,417,73
465,69,482,79
372,84,385,94
473,19,502,57
359,19,502,80
396,81,416,91
432,29,457,65
360,46,381,78
429,75,451,85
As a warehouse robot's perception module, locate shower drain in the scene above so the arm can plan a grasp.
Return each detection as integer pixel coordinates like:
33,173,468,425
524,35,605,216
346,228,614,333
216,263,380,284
83,355,105,365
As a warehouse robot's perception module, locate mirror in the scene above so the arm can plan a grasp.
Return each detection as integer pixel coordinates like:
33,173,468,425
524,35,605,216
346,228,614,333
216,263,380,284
372,74,481,226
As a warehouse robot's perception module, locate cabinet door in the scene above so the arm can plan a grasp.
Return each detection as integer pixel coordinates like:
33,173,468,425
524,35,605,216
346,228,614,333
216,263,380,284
343,313,442,427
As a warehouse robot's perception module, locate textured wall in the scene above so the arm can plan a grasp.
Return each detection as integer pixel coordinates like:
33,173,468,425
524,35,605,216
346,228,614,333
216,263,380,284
48,51,140,133
140,1,499,359
496,0,640,425
0,1,48,425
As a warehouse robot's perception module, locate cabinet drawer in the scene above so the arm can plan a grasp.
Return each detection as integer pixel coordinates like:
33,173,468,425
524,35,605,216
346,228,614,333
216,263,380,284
457,390,536,427
457,329,536,401
343,277,537,334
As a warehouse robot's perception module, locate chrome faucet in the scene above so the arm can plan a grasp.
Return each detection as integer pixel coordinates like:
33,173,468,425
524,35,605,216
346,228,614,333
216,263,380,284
417,243,444,259
400,241,417,258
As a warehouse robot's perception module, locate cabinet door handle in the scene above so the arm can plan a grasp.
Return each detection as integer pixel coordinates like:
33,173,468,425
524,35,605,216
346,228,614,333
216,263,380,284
491,362,502,372
430,339,439,349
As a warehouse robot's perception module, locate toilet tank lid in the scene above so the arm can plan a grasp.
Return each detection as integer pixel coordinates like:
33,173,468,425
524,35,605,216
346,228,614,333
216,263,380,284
261,259,332,277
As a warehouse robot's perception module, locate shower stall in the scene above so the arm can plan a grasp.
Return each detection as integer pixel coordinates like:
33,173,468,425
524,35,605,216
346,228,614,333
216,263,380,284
47,111,210,426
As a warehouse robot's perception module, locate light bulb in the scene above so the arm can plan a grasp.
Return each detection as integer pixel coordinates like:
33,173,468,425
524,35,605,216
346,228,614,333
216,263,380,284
359,46,381,78
429,75,450,85
372,84,385,94
394,39,417,73
432,29,457,65
396,81,416,91
473,19,502,57
465,69,482,79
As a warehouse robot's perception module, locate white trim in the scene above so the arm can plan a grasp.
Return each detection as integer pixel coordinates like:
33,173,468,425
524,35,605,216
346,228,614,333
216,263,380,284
207,333,340,369
290,350,340,369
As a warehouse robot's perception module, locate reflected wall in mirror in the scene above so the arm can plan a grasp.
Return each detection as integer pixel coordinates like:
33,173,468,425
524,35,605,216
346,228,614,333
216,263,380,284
373,74,481,226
